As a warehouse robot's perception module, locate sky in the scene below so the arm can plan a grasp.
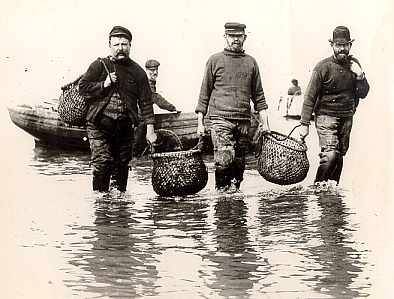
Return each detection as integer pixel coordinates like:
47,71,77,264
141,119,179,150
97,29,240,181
1,0,392,112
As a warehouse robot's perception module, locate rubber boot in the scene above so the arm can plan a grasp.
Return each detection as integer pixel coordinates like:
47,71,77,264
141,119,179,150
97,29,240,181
314,151,338,183
215,167,231,190
113,165,129,192
93,173,110,192
231,158,245,190
329,154,343,184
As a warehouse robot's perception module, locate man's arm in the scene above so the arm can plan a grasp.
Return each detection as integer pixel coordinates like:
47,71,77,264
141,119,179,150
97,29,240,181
78,59,107,100
152,93,177,112
300,69,322,125
195,58,214,115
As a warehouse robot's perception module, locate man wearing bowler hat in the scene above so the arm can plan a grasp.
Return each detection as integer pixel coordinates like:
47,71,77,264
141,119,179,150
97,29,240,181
299,26,370,184
195,22,270,191
79,25,157,192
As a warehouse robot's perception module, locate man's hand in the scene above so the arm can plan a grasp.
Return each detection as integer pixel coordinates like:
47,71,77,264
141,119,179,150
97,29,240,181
350,57,365,80
197,112,206,136
299,124,309,141
258,109,270,132
146,124,157,144
103,72,117,88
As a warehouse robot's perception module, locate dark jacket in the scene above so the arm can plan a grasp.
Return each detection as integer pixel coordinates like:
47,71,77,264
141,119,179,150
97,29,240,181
300,55,370,125
79,56,155,125
195,49,268,120
149,79,176,112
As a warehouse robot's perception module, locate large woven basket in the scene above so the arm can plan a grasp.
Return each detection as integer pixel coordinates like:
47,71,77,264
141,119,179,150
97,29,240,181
151,138,208,196
256,128,309,185
58,76,88,126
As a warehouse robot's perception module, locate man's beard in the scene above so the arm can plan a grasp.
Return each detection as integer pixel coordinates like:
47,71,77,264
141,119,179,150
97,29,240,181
228,43,243,52
334,50,350,62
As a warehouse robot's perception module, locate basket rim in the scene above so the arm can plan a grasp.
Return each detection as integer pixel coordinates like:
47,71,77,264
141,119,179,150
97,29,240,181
151,148,201,158
264,131,308,152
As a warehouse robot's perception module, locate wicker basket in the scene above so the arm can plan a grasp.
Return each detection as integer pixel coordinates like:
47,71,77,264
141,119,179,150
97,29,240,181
58,76,88,126
151,143,208,197
256,128,309,185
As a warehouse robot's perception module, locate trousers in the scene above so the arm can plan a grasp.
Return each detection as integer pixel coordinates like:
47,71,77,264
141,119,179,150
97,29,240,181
210,117,250,190
87,114,134,192
315,115,353,183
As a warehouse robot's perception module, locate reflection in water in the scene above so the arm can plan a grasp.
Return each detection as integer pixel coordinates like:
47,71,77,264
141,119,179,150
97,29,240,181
306,191,371,298
31,145,91,175
65,197,160,298
204,196,260,298
18,147,373,298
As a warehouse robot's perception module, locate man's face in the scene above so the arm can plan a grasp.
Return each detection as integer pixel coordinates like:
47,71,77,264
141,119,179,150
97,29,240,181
331,42,352,62
224,33,246,52
146,68,158,81
109,36,131,61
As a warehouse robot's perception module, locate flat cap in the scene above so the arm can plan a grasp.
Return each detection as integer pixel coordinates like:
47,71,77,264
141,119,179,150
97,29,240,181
145,59,160,69
224,22,246,35
109,25,132,41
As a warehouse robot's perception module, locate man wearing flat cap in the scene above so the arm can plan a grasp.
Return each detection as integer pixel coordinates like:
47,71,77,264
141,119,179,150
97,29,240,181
145,59,177,112
79,25,157,192
195,22,270,191
133,59,178,156
299,25,370,184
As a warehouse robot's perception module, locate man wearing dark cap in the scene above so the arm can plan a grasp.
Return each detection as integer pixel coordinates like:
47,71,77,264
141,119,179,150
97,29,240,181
79,25,157,192
145,59,177,112
299,26,370,185
133,59,178,156
195,22,270,191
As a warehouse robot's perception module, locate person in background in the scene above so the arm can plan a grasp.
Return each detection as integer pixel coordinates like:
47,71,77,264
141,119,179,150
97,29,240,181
79,25,157,192
145,59,177,112
288,78,302,96
133,59,178,157
299,25,370,185
195,22,270,191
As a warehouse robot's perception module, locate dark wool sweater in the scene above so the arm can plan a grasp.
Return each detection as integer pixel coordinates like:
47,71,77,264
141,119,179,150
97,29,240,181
195,49,268,120
300,55,370,124
79,56,155,125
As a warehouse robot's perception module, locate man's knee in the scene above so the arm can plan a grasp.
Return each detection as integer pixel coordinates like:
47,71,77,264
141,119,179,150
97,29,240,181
214,146,235,168
319,150,339,166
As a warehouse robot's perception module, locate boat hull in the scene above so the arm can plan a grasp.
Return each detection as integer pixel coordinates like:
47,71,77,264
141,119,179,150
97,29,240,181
8,102,260,153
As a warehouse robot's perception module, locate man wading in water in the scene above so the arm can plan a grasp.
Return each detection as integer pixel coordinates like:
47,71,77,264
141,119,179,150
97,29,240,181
195,22,270,191
299,26,370,185
79,26,157,192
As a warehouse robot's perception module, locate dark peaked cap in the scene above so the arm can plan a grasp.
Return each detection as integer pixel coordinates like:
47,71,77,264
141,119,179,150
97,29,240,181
109,26,132,41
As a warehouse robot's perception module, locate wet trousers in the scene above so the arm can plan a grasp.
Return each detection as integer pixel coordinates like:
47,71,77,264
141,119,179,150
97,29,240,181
210,117,250,190
315,115,353,184
87,115,134,192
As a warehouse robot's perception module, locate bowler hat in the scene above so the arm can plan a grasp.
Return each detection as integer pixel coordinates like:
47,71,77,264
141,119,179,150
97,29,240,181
224,22,246,35
109,26,132,41
329,26,354,44
145,59,160,69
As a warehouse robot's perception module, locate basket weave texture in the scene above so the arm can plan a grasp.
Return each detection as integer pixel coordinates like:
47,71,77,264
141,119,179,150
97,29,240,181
151,149,208,196
58,76,88,126
257,131,309,185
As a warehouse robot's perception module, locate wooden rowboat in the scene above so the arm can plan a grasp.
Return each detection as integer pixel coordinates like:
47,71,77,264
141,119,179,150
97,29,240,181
8,100,260,152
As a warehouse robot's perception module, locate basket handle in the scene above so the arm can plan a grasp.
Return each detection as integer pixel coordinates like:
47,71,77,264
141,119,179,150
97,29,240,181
192,134,206,152
254,124,303,158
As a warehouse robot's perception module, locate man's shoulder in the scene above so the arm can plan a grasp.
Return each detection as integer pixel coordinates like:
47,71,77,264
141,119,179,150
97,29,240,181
314,56,334,70
127,59,148,78
208,51,226,61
